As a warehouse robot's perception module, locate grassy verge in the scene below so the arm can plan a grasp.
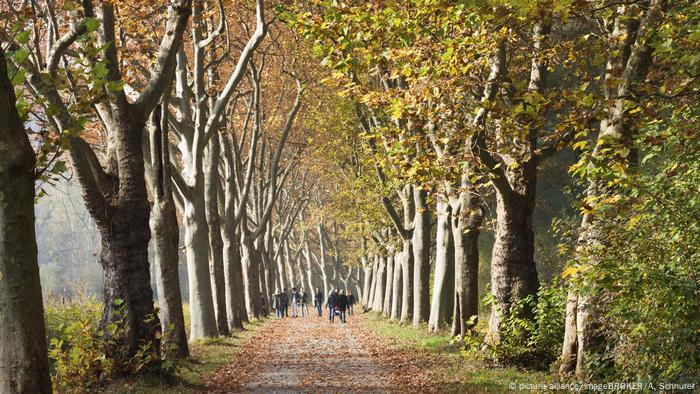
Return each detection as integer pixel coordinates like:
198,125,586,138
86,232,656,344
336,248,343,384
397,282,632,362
362,312,550,393
106,318,267,394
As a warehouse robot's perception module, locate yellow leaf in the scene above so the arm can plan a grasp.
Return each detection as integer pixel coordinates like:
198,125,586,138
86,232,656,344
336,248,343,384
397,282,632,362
561,266,580,278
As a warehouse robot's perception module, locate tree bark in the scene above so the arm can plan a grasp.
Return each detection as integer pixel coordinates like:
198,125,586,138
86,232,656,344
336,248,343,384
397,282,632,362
428,197,454,332
145,103,188,357
372,256,386,312
222,228,245,331
0,53,52,393
559,289,579,374
183,196,218,339
259,235,273,314
241,234,263,319
382,254,394,317
302,236,315,295
412,187,431,326
486,174,539,342
204,133,229,336
451,182,482,338
275,245,287,292
390,251,402,321
399,186,415,324
94,120,160,361
362,255,372,306
317,223,331,297
368,255,379,307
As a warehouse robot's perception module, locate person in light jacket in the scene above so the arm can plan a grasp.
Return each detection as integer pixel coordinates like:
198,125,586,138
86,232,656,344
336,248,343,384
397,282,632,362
290,287,300,318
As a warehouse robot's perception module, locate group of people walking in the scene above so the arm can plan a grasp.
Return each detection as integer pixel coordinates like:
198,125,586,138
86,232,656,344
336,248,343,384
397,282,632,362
271,287,310,318
315,287,356,324
271,286,356,324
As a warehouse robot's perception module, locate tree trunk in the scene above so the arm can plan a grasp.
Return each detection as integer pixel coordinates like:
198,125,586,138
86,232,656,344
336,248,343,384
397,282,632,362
0,54,52,393
259,237,273,314
400,237,414,324
301,230,316,293
275,249,286,292
368,255,379,307
317,224,331,297
241,235,263,319
95,115,160,362
220,143,246,330
372,256,386,312
222,229,245,331
428,197,454,332
382,254,394,317
451,184,482,338
283,240,294,289
145,104,188,357
412,188,431,326
486,173,539,342
390,251,402,321
183,197,218,339
354,268,364,305
559,289,579,374
400,185,415,324
204,135,229,336
362,255,372,306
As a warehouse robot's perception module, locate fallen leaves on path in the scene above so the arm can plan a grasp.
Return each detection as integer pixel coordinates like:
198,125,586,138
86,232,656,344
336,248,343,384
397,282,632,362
203,312,460,393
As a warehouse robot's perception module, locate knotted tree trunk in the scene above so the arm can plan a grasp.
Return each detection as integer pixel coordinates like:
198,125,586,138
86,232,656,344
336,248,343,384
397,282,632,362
451,186,483,338
486,165,539,342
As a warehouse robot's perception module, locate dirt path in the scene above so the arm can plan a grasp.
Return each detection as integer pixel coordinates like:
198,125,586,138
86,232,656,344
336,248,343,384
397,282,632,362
204,311,395,393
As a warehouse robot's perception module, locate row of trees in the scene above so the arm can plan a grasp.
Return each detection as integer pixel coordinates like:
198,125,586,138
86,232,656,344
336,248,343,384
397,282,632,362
283,0,699,382
1,0,698,391
0,0,364,391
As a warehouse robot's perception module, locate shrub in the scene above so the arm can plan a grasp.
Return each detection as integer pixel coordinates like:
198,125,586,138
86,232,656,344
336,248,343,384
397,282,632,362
45,301,108,393
568,106,700,383
466,281,566,370
45,300,176,392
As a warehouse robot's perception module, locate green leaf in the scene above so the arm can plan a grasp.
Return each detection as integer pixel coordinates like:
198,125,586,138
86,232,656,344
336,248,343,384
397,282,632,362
12,48,30,65
16,30,31,45
91,62,108,80
51,161,68,175
84,17,100,33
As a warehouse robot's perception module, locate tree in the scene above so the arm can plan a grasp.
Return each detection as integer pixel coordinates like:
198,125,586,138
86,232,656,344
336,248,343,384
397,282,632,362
14,0,192,362
560,0,671,378
0,47,51,394
144,99,188,357
168,0,266,339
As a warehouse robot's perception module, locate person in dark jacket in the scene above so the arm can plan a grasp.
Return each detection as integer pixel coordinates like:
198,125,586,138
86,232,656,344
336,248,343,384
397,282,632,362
347,290,356,316
337,290,349,323
326,288,338,322
314,288,323,317
272,289,284,318
300,288,309,317
282,288,289,317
